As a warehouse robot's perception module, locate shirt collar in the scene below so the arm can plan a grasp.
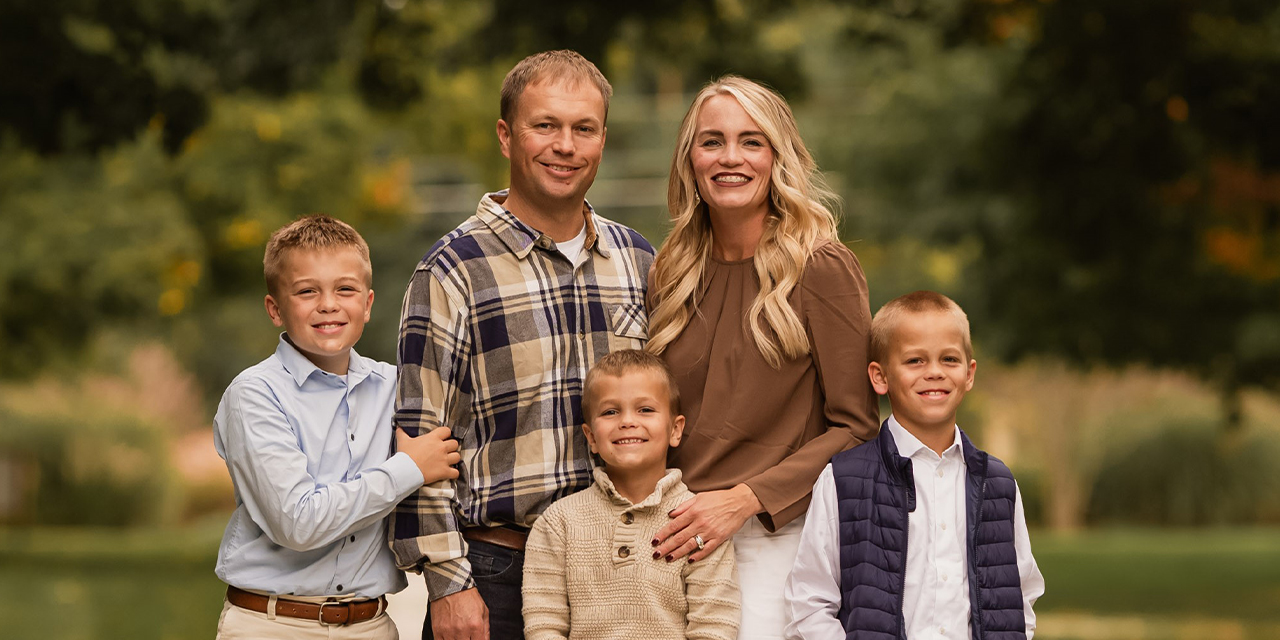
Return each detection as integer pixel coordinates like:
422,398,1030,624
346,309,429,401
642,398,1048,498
475,190,611,260
885,414,963,461
592,467,683,509
275,334,383,388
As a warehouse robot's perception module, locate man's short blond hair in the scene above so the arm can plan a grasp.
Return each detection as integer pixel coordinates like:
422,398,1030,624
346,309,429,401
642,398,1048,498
581,349,681,419
869,291,974,364
263,215,372,296
500,50,612,124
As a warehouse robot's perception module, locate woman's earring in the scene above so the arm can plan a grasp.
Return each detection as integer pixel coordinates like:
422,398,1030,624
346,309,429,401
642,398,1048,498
693,190,701,206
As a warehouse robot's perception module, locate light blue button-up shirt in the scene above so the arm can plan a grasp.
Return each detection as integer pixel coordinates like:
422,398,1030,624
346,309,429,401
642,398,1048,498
213,336,424,597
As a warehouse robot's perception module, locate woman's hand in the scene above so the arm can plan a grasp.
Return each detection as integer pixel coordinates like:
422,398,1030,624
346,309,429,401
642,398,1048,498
653,484,762,562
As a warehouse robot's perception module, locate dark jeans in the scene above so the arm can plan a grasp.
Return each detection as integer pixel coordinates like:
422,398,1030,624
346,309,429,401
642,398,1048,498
422,539,526,640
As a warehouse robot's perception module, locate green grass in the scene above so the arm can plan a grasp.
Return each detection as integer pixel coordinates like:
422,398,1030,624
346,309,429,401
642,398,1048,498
1033,528,1280,621
0,520,227,640
2,524,1278,640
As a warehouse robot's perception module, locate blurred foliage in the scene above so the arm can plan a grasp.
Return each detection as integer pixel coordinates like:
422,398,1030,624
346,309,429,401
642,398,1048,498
2,0,1279,534
806,0,1280,429
957,1,1280,422
0,404,177,527
1087,421,1280,526
0,0,823,402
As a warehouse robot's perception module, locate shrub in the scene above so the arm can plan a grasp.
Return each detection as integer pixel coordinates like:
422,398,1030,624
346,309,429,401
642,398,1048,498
1086,419,1280,526
0,406,178,527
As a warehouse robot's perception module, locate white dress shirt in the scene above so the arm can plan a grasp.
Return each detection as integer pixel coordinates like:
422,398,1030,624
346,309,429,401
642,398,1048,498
213,336,425,597
783,415,1044,640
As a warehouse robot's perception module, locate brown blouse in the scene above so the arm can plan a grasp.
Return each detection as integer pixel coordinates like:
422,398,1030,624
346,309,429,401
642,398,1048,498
654,240,880,531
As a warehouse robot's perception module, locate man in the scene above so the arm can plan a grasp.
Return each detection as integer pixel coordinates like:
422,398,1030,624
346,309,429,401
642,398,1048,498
391,50,655,640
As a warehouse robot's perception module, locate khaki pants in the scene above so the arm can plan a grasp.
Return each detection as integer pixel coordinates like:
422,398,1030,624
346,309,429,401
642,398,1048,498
215,598,399,640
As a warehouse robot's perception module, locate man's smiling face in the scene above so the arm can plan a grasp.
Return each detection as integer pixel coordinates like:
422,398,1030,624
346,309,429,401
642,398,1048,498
498,78,607,211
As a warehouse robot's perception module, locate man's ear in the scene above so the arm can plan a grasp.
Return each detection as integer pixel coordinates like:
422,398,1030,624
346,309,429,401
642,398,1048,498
497,119,512,159
868,361,890,396
265,294,285,328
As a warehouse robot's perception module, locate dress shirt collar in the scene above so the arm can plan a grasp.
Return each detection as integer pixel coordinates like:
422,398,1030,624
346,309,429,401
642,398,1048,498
592,467,684,509
885,414,963,462
476,190,611,261
275,334,383,388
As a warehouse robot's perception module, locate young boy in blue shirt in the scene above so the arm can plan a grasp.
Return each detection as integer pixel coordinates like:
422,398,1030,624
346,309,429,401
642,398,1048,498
784,291,1044,639
213,215,461,639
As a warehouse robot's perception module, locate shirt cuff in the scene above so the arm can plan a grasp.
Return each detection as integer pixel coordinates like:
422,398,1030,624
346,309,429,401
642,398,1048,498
422,557,475,602
743,478,808,532
385,452,426,497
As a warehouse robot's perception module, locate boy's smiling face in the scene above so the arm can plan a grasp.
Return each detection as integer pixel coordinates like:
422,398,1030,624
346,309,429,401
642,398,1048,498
582,369,684,475
265,247,373,375
869,310,977,435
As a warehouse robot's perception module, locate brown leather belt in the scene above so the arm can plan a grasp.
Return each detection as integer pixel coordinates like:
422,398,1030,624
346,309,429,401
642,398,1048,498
462,525,528,551
226,586,386,626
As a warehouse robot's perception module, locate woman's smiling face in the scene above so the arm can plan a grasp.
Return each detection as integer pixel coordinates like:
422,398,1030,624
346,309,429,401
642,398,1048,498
690,94,774,220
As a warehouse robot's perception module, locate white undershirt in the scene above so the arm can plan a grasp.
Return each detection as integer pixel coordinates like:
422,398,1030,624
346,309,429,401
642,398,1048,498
554,223,589,269
783,415,1045,640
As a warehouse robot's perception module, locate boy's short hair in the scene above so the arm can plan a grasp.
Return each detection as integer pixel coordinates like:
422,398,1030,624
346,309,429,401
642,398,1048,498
581,349,681,418
263,215,372,297
500,50,613,124
870,291,973,363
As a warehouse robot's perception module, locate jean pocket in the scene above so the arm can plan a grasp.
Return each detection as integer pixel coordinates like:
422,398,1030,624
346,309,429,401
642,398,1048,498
468,544,521,582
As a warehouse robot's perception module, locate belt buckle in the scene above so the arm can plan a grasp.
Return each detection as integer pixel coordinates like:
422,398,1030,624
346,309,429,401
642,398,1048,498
318,601,352,626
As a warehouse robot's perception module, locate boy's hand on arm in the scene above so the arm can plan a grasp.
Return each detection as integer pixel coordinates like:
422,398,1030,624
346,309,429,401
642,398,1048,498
397,427,461,484
431,588,489,640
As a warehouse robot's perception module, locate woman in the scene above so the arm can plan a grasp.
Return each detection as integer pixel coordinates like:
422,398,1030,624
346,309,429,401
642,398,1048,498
647,76,880,638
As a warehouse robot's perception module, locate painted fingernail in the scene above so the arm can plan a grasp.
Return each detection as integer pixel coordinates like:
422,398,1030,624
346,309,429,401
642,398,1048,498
651,539,659,546
688,558,697,564
653,551,661,559
665,555,673,563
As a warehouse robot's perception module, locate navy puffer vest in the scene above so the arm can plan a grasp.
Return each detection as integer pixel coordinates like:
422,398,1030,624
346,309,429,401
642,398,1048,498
829,423,1026,640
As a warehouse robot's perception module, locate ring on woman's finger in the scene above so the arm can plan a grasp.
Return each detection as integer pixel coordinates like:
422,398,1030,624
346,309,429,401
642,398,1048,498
694,534,706,550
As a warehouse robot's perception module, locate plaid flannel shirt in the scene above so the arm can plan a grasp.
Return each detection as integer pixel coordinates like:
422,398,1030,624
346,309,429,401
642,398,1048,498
390,191,654,600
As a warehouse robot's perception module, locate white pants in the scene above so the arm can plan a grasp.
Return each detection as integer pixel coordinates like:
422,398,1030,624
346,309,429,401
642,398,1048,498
733,514,806,640
215,598,399,640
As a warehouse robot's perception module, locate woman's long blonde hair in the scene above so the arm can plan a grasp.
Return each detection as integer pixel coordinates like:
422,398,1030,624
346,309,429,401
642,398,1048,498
646,76,841,368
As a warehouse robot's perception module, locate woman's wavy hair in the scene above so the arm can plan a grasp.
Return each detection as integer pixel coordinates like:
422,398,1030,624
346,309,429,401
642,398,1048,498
646,76,841,368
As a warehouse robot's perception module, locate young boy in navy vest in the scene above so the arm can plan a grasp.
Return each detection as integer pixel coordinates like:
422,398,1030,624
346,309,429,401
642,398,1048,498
783,291,1044,640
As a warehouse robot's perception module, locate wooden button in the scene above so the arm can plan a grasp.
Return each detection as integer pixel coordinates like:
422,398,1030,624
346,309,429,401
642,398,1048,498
618,546,630,558
621,512,634,524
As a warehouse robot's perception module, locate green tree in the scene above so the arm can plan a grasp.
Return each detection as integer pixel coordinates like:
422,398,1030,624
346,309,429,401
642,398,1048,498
960,0,1280,429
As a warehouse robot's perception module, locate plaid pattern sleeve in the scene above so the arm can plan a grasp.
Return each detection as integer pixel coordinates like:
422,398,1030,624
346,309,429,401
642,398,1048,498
389,267,476,597
391,192,655,601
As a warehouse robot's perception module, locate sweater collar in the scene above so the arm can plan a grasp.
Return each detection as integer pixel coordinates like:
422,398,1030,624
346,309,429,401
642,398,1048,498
592,467,684,509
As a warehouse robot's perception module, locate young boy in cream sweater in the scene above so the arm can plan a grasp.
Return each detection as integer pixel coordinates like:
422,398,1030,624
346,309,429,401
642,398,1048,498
522,350,741,640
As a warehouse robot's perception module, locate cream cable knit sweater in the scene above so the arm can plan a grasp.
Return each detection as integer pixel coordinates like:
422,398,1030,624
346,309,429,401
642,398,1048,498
523,468,741,640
